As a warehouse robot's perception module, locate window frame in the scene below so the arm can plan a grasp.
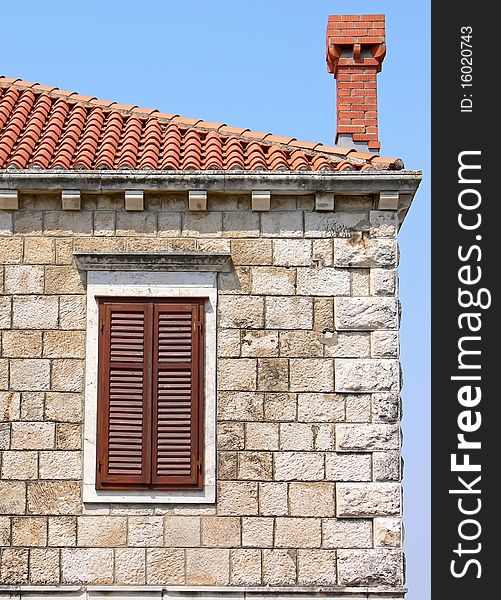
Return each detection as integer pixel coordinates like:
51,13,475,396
82,270,217,504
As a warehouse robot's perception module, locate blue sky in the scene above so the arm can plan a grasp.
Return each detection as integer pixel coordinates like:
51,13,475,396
1,1,430,597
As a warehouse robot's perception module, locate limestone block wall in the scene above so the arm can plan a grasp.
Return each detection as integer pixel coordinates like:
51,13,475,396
0,191,403,591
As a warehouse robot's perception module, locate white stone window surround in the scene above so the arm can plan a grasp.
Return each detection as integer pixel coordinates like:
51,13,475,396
83,270,217,504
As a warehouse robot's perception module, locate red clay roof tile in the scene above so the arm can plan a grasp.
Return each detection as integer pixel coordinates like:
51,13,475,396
0,76,404,172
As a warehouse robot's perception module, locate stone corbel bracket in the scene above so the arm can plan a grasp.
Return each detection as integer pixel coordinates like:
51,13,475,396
74,251,233,272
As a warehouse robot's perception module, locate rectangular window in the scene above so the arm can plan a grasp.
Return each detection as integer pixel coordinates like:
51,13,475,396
96,298,205,491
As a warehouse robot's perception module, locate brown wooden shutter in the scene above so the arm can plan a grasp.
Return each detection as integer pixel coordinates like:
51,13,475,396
96,301,152,488
151,301,204,489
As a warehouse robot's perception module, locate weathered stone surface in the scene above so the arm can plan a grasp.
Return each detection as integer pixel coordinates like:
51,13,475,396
337,483,401,517
290,359,334,392
218,392,263,421
164,516,200,547
351,269,370,296
373,393,400,422
0,516,10,546
9,359,50,391
55,239,75,264
19,392,44,420
334,238,397,268
280,423,314,451
0,297,11,329
0,238,22,264
218,360,256,392
323,518,373,548
230,548,262,585
265,296,313,329
326,453,372,482
237,451,272,481
274,452,324,481
0,422,9,450
218,295,264,329
43,331,86,358
373,450,401,481
0,481,26,514
4,265,44,294
312,239,333,266
77,516,127,547
48,516,76,546
217,482,258,516
370,210,399,237
336,424,400,451
335,359,399,392
372,330,399,358
12,295,58,329
345,394,372,422
217,422,245,450
218,451,238,479
51,359,84,392
59,295,86,330
313,297,334,331
201,516,241,547
93,210,115,237
322,331,371,358
217,328,241,357
257,358,289,391
1,451,38,480
297,393,345,422
23,237,55,264
61,548,114,584
44,211,93,237
258,482,288,516
14,210,42,236
314,423,336,451
261,212,303,237
115,548,146,584
45,266,85,294
0,547,29,584
246,422,279,450
0,211,13,235
262,549,297,585
0,359,7,391
296,267,351,296
45,392,83,422
116,212,157,236
147,548,185,584
231,239,273,265
241,330,278,357
335,297,398,330
370,268,397,296
11,422,54,449
289,482,335,517
375,517,402,547
273,239,312,266
29,548,60,584
279,330,323,358
218,266,252,294
0,392,20,421
337,548,404,586
251,266,296,295
56,423,82,450
241,517,274,547
305,212,369,238
11,517,47,547
297,549,337,585
264,393,297,421
39,451,81,479
186,548,229,585
156,212,182,237
27,481,81,515
182,211,222,238
128,516,164,547
223,211,260,238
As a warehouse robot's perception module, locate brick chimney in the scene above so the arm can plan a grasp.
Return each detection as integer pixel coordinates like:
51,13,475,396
326,14,386,153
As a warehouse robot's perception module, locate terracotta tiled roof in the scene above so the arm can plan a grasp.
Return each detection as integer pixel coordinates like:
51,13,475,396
0,77,404,172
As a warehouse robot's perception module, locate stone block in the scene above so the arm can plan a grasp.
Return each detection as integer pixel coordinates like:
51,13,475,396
313,297,334,331
11,422,54,449
45,266,85,294
218,296,264,329
218,451,238,479
0,359,7,391
345,394,372,422
279,330,323,358
336,483,401,517
12,295,58,329
297,393,345,422
334,238,397,268
39,451,81,480
115,548,146,584
11,517,47,547
322,332,371,358
336,424,400,452
218,392,263,421
246,422,279,450
77,516,127,547
157,212,182,236
296,267,351,296
373,393,400,422
43,331,86,359
44,211,93,236
218,358,257,391
326,453,372,482
29,547,60,584
265,296,313,330
23,237,55,264
218,265,252,295
94,211,116,236
61,548,114,584
1,451,38,480
51,359,84,392
0,297,11,329
217,482,258,516
0,482,26,514
297,549,337,585
257,358,289,392
370,210,399,237
289,482,335,517
241,330,278,357
275,518,321,548
56,423,82,450
335,297,398,330
335,359,399,393
351,269,370,296
250,266,296,295
0,392,20,421
273,240,312,266
314,423,336,451
238,451,273,481
274,452,324,481
0,422,9,449
323,518,373,548
258,482,288,516
128,516,164,547
0,547,29,584
370,268,397,296
147,548,185,584
0,516,10,545
372,330,400,358
0,210,13,234
186,548,229,585
217,328,241,358
182,211,222,238
9,359,50,391
27,481,81,515
2,331,42,358
4,265,44,294
48,516,76,546
45,392,83,423
290,359,334,392
217,422,245,450
241,517,274,547
261,212,303,238
280,423,314,451
262,549,297,585
264,393,297,421
230,548,262,585
164,516,200,547
337,548,403,586
20,392,45,421
373,450,401,481
313,239,334,266
223,211,260,237
0,238,22,264
304,211,369,238
374,517,402,547
201,516,241,547
231,239,273,265
59,295,86,330
55,238,75,264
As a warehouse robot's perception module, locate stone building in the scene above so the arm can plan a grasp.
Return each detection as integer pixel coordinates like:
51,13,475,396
0,14,421,600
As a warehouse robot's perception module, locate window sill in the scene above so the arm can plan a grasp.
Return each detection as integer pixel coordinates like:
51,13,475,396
82,483,215,504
